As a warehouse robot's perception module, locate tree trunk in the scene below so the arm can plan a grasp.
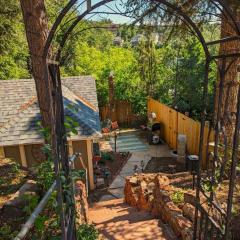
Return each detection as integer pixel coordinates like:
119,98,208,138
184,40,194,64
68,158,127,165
20,0,52,132
108,73,115,120
215,2,240,142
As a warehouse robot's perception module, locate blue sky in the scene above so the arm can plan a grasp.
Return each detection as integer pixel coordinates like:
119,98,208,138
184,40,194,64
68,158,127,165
79,0,133,24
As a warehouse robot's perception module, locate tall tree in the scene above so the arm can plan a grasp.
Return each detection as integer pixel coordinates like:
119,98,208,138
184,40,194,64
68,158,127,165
20,0,53,132
0,0,29,79
215,1,240,142
137,27,158,97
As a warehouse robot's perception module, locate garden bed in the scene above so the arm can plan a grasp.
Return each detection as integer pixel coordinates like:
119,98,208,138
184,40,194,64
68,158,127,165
144,157,185,174
94,151,131,189
89,151,131,202
0,158,28,208
0,158,92,240
103,151,131,181
0,159,65,239
0,158,32,239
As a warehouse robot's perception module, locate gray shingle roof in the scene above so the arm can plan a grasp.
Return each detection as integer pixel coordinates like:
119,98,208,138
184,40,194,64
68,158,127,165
62,76,99,110
0,76,101,146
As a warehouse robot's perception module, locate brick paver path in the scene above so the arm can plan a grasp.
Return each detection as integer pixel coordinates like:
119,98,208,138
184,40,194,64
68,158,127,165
89,198,177,240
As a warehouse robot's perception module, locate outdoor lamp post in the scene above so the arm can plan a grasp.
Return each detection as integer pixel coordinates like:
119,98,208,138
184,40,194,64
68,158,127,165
108,71,115,112
140,160,145,172
114,130,117,153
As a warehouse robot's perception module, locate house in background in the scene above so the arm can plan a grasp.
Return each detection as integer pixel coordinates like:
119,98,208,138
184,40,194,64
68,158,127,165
130,34,145,47
0,76,102,190
113,36,124,46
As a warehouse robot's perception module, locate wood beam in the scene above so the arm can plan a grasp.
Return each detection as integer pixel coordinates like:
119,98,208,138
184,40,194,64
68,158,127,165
68,140,74,156
0,146,5,159
19,145,28,167
86,140,94,190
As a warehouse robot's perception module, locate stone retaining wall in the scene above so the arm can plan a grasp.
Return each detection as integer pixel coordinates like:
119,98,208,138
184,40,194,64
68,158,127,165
124,174,194,240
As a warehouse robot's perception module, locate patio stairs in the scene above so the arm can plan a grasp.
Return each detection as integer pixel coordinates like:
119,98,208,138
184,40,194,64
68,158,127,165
89,198,177,240
110,133,148,152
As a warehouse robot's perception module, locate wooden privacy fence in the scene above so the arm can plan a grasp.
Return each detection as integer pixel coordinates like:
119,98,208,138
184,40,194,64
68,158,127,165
148,98,214,168
99,100,145,126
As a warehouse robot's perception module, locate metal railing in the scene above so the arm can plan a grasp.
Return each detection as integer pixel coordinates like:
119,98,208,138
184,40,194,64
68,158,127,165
14,153,87,240
14,181,57,240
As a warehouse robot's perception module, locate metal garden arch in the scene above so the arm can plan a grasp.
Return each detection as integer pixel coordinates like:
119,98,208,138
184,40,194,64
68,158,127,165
43,1,240,239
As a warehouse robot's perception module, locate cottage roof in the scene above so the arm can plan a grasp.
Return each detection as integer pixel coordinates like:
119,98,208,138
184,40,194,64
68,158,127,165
0,76,101,146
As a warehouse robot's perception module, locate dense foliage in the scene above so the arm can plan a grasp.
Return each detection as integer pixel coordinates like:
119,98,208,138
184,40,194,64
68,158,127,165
0,1,220,118
0,0,29,79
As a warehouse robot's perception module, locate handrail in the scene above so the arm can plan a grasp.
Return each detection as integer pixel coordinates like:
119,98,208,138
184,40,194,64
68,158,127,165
14,153,84,240
14,181,57,240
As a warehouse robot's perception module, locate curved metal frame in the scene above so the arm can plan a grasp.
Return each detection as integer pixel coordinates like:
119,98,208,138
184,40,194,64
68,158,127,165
43,1,240,239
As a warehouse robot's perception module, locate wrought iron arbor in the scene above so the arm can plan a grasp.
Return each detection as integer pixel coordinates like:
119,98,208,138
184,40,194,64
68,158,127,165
43,0,240,239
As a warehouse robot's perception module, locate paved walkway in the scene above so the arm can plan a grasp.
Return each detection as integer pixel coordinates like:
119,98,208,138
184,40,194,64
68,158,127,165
90,135,175,239
89,198,176,240
100,143,172,201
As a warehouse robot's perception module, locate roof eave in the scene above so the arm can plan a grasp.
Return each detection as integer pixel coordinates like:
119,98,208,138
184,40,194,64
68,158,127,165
0,133,102,147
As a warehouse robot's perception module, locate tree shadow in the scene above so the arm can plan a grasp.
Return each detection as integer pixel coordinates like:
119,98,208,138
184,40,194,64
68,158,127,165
90,201,176,240
0,160,27,196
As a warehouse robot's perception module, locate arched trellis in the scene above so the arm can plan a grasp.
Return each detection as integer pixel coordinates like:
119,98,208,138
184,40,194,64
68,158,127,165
43,1,240,239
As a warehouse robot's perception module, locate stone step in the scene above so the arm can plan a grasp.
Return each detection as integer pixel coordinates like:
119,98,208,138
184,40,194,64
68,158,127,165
89,198,177,240
113,134,140,139
109,140,149,152
110,139,143,146
109,133,149,152
110,136,141,143
90,198,124,208
110,140,146,148
116,145,149,152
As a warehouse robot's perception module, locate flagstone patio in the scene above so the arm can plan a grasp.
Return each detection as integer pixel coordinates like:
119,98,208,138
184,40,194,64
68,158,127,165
100,143,173,201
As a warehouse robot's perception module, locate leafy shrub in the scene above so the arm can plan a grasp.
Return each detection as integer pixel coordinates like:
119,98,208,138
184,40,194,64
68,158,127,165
11,162,20,173
22,194,40,215
37,160,55,191
171,190,184,205
0,224,18,240
76,224,99,240
101,152,114,161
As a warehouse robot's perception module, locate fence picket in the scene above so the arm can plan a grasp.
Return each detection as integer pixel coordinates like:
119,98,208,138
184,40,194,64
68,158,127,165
99,100,144,126
148,98,214,168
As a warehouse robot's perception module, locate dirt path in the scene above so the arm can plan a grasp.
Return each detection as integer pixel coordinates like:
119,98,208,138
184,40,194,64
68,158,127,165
89,198,177,240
